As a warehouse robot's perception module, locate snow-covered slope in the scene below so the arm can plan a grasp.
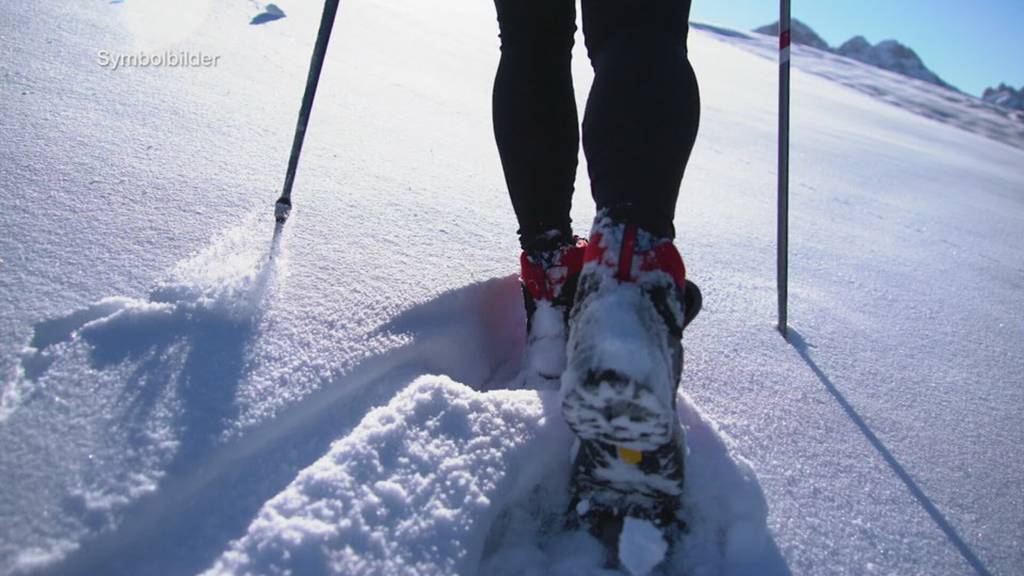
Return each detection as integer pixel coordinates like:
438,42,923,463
732,24,1024,151
2,1,1023,575
750,20,954,92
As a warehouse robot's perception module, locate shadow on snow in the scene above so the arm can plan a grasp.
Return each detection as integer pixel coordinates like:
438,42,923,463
29,270,525,576
789,329,993,576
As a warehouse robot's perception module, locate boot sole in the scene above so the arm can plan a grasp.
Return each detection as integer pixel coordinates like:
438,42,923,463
562,368,675,451
561,287,678,451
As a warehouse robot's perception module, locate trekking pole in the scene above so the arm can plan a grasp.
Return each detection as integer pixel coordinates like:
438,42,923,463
275,0,342,226
777,0,791,339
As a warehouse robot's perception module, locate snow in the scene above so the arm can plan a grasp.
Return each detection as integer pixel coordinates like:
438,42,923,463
522,301,568,386
204,378,556,576
201,376,771,576
731,24,1024,151
618,518,668,576
2,1,1023,575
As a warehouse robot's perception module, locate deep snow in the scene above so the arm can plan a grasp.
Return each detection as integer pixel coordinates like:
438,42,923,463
202,378,772,576
2,1,1022,575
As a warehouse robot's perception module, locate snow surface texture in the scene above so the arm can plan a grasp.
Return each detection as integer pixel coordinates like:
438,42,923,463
2,0,1023,575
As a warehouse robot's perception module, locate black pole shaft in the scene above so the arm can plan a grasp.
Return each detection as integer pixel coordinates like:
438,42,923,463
777,0,791,338
276,0,342,223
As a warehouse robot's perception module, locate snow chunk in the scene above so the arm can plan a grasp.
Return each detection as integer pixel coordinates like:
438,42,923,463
204,377,566,576
618,517,668,576
521,300,568,386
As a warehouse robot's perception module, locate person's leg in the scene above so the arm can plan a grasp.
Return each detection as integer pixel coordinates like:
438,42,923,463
580,0,699,239
493,0,579,252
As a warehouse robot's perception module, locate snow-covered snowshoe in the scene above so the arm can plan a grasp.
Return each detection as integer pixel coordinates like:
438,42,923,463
519,232,588,386
561,212,701,558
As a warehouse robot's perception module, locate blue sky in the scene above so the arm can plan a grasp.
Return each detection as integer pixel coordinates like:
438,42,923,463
689,0,1024,97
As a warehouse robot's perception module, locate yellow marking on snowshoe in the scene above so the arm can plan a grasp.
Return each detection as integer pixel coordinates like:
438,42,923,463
617,446,643,465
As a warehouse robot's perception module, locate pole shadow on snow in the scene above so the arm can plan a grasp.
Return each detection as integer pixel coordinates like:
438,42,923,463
35,274,528,576
788,329,993,576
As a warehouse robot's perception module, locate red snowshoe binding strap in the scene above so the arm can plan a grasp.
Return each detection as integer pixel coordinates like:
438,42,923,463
585,225,687,289
520,237,588,302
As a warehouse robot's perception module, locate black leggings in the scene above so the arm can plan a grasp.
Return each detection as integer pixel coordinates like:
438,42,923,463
493,0,699,250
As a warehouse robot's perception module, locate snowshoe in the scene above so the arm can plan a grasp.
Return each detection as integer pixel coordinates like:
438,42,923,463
561,211,702,562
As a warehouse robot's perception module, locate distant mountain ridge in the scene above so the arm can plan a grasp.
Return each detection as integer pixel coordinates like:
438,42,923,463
754,19,955,92
836,36,952,90
982,83,1024,111
753,19,829,52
